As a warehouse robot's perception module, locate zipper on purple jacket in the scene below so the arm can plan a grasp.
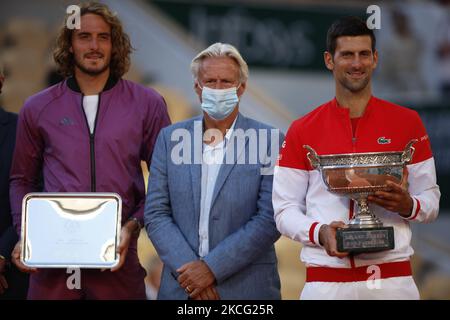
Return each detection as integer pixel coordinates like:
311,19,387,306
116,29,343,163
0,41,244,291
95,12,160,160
80,94,101,192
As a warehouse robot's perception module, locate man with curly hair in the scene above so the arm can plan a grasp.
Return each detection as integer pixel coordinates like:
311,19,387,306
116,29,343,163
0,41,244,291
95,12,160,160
9,2,170,299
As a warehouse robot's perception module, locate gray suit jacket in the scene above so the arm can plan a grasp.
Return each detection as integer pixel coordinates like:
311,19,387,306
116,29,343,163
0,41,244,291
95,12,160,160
144,113,282,300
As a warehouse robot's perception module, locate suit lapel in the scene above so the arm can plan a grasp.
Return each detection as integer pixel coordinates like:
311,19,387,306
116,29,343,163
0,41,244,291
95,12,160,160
210,113,248,207
189,116,203,220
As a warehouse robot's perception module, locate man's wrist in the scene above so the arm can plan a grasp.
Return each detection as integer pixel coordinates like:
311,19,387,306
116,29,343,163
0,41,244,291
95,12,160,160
318,224,328,246
126,217,141,235
200,260,217,286
399,196,414,218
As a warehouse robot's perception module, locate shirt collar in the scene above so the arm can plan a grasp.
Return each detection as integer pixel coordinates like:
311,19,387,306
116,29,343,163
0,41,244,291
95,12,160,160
203,115,238,151
224,115,238,142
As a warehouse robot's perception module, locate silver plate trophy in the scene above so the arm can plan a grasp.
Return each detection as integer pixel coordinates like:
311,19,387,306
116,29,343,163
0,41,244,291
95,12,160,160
304,140,417,253
21,193,122,268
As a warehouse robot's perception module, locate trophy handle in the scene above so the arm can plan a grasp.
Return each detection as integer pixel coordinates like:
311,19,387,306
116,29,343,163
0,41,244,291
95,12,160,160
401,139,418,164
303,145,320,169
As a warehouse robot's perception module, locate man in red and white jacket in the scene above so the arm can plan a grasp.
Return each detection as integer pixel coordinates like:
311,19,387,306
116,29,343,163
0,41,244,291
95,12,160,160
273,17,440,300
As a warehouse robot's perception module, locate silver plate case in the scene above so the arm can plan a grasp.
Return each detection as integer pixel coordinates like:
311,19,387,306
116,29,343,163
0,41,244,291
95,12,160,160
20,193,122,269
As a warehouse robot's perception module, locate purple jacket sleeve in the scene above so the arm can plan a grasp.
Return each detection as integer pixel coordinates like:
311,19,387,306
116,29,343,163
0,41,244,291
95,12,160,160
129,92,171,227
9,103,44,235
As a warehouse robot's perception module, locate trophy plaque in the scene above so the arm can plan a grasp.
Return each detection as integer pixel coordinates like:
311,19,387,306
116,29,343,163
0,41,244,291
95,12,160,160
20,193,122,268
304,140,417,253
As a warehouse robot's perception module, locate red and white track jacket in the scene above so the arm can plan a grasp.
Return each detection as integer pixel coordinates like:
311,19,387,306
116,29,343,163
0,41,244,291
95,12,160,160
273,96,440,268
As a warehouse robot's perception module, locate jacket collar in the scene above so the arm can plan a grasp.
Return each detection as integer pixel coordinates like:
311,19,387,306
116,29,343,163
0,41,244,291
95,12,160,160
66,74,119,93
331,95,376,118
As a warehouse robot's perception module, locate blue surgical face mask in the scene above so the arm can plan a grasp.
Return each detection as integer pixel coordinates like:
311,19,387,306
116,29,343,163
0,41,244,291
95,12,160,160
200,85,240,120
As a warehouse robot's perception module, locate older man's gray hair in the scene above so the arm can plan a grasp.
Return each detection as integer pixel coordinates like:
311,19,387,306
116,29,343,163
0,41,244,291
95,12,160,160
190,42,249,83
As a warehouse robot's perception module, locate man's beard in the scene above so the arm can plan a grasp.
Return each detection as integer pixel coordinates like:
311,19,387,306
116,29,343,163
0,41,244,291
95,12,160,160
74,56,110,76
340,76,370,93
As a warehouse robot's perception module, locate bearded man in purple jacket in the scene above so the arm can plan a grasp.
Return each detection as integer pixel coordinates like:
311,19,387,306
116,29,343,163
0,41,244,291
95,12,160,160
9,2,170,299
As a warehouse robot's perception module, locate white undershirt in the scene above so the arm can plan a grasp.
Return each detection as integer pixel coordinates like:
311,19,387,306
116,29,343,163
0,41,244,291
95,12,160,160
83,95,99,134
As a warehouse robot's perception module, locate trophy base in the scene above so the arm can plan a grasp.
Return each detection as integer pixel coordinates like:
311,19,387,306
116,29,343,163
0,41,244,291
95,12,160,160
336,226,394,253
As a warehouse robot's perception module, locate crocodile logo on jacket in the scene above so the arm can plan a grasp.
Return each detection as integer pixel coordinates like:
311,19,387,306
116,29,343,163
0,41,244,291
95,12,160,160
377,137,391,144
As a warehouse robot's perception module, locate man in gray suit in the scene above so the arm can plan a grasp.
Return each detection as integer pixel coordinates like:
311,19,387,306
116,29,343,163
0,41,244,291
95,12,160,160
144,43,282,300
